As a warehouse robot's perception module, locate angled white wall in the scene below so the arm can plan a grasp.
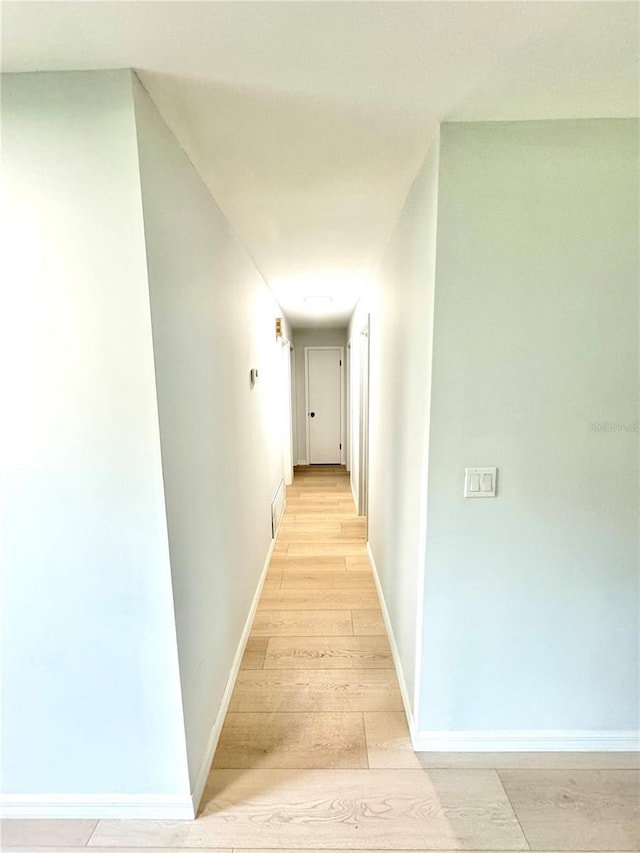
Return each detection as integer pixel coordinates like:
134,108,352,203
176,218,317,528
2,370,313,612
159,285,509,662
418,119,639,747
349,133,440,728
1,68,293,819
132,77,291,803
1,71,191,812
353,117,639,750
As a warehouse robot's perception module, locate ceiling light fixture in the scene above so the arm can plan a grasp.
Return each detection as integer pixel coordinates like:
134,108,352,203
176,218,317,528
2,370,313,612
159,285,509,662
304,295,333,305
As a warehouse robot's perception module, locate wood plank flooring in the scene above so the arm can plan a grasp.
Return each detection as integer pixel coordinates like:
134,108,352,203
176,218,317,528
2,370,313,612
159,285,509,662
4,466,639,850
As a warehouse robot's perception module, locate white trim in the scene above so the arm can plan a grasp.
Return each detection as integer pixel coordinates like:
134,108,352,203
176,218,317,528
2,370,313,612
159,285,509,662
367,544,638,757
291,346,298,472
347,335,358,502
340,347,346,466
282,343,294,487
0,794,194,820
367,542,417,740
358,320,370,518
412,730,640,752
345,340,351,472
304,346,345,466
2,521,281,821
296,459,309,466
189,535,275,815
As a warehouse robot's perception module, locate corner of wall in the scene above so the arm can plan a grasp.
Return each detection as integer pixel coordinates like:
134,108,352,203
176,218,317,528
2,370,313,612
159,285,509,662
1,67,192,819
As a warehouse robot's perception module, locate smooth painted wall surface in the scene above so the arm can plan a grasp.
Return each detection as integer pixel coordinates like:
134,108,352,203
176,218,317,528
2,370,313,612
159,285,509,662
0,71,189,795
133,78,291,792
349,134,440,721
420,119,639,733
292,327,347,465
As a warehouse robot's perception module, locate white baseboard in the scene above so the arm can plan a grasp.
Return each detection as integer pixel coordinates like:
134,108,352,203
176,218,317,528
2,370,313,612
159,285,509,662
365,547,639,755
366,542,416,739
351,480,358,513
412,730,640,752
190,535,275,814
1,538,277,822
296,459,309,466
0,794,194,820
1,534,279,822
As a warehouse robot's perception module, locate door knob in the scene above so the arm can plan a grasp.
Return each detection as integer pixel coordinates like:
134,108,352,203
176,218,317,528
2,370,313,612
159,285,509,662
310,412,316,418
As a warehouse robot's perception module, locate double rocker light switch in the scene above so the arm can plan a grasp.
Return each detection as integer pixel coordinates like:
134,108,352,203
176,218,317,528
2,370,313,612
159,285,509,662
464,467,497,498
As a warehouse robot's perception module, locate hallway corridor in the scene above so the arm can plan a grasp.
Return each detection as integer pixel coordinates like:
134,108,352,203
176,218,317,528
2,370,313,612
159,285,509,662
4,467,639,849
214,464,400,770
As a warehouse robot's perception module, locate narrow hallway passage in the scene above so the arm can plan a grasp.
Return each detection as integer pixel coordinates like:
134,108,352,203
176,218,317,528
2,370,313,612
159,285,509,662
87,466,530,849
7,466,638,849
214,464,401,769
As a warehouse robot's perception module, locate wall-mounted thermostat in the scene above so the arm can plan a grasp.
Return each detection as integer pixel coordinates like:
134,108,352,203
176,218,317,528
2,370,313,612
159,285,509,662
250,368,259,386
464,467,497,498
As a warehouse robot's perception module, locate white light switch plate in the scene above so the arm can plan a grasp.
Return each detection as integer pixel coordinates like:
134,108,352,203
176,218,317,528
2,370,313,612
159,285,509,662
464,467,497,498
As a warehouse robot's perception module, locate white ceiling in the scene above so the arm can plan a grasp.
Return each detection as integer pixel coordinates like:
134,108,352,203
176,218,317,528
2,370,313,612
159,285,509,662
3,2,638,327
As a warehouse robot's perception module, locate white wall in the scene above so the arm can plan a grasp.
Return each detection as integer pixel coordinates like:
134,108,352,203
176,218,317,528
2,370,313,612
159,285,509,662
292,327,347,465
132,78,291,797
0,72,190,803
352,117,638,748
418,119,639,743
348,134,440,726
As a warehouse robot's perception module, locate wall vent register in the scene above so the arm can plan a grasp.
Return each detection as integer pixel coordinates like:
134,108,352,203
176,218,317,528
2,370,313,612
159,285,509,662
271,479,286,536
464,467,497,498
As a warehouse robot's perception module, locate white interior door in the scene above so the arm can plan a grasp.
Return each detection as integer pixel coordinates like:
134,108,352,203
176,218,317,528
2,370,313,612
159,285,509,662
306,347,342,464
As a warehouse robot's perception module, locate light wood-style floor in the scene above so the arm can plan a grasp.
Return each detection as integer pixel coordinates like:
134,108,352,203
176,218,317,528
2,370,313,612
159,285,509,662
3,466,639,850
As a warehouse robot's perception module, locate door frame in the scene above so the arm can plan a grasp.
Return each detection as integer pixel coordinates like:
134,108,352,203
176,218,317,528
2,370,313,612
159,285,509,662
358,319,370,519
345,340,351,473
281,339,294,486
290,346,298,467
304,346,345,466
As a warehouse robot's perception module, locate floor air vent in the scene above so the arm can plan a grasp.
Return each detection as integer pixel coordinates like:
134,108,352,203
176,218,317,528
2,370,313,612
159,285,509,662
271,479,285,538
